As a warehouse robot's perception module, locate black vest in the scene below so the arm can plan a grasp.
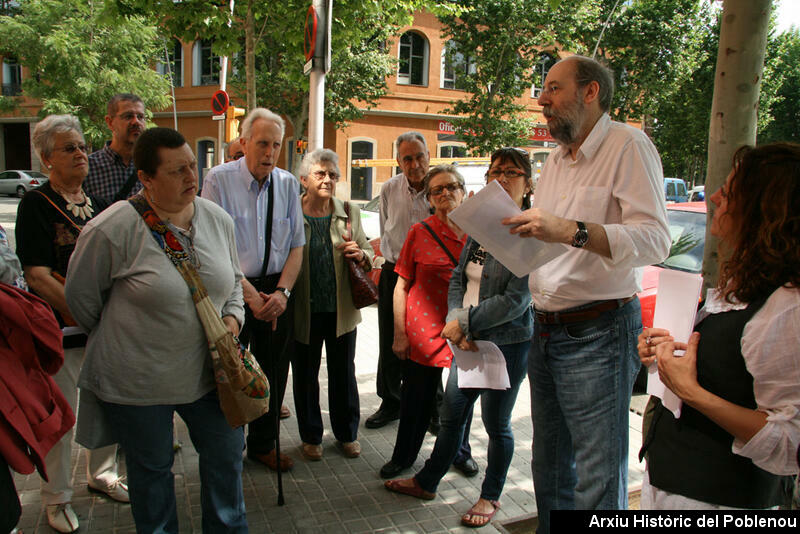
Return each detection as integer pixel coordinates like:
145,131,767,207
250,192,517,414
642,296,787,508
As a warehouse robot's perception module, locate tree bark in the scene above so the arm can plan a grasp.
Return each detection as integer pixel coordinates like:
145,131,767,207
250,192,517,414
246,0,256,110
702,0,771,289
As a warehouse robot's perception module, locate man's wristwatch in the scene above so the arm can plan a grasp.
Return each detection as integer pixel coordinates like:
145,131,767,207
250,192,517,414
276,287,291,299
571,221,589,248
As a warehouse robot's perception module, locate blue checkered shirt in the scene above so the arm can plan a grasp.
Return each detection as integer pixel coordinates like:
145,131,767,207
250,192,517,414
85,142,141,203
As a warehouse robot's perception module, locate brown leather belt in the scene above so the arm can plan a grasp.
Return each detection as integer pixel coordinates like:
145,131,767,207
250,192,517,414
535,296,636,325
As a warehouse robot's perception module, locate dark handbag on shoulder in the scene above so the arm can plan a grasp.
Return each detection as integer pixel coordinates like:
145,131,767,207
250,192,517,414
343,202,378,309
129,194,269,428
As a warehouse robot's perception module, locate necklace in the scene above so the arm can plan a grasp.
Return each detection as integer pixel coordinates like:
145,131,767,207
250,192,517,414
52,185,94,220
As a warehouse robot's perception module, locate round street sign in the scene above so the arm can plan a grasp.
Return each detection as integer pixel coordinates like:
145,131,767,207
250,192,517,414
211,90,229,115
304,5,318,62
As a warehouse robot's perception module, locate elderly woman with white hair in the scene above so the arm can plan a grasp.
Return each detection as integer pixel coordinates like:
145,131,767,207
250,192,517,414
292,148,374,461
15,114,126,534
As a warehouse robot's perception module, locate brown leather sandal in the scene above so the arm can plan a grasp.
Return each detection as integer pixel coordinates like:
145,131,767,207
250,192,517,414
384,477,435,500
461,500,500,528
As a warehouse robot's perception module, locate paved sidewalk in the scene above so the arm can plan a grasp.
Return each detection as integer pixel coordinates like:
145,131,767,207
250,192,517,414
12,305,646,533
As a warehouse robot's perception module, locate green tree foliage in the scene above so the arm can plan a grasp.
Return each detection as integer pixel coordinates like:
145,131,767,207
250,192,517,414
110,0,459,141
0,0,171,147
587,0,708,124
438,0,599,155
758,28,800,144
651,7,793,185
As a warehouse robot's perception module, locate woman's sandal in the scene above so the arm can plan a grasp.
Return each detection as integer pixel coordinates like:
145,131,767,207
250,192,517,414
461,500,500,528
384,478,436,500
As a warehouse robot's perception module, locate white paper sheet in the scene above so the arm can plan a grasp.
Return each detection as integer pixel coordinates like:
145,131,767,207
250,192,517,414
448,340,511,390
448,181,568,277
646,269,704,418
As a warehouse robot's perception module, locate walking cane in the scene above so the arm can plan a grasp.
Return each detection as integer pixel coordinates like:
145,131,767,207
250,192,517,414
268,318,285,506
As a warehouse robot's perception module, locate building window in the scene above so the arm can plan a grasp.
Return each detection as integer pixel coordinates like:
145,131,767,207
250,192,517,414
441,41,473,90
350,139,375,201
531,53,556,98
197,139,216,186
397,31,428,86
2,56,22,96
157,39,183,87
192,40,220,86
438,144,467,159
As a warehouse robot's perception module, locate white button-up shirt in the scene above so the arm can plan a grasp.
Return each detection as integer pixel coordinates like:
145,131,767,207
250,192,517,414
530,114,671,311
378,173,430,264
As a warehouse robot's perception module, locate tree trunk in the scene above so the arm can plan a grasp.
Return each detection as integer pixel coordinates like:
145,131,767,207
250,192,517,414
246,0,256,110
702,0,771,289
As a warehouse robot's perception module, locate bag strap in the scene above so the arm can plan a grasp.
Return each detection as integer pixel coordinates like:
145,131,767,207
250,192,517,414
34,190,83,233
128,194,209,304
113,166,139,202
259,175,274,280
420,220,458,267
344,201,352,238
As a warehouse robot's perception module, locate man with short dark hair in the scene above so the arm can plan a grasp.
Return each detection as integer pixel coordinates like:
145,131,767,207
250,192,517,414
84,93,146,203
202,108,304,473
504,55,670,531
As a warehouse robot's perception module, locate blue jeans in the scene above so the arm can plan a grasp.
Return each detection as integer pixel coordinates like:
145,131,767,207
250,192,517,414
416,340,530,501
101,390,247,534
529,298,641,534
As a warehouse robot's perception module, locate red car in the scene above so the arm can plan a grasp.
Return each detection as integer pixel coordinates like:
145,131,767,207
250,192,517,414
633,202,706,392
637,201,707,328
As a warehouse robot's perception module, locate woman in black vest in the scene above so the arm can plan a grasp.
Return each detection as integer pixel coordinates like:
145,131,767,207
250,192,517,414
638,142,800,509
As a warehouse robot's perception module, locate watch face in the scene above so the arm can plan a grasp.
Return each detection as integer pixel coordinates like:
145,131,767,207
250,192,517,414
572,222,588,248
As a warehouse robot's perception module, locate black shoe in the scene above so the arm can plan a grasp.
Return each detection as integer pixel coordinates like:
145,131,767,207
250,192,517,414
453,457,479,478
365,407,400,429
380,460,410,479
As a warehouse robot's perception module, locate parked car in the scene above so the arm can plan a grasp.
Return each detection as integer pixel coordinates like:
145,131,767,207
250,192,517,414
634,201,706,392
688,185,705,202
664,177,689,203
0,170,49,197
359,196,381,241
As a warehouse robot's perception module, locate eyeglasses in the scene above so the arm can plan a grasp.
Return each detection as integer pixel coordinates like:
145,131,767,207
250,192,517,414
55,144,88,154
429,182,462,196
487,168,527,180
311,169,339,181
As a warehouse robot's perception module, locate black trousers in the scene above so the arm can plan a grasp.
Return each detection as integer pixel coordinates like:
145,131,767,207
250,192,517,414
377,263,445,417
292,312,359,445
240,275,293,455
391,360,472,467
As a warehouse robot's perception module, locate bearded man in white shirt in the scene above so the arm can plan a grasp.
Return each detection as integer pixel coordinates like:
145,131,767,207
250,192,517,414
504,55,670,532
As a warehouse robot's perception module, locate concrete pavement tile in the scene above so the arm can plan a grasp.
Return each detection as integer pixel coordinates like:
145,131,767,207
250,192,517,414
417,518,448,532
409,507,437,521
388,510,416,526
342,517,372,532
366,514,395,530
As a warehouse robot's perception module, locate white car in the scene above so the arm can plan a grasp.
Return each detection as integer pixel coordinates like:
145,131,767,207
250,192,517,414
688,185,705,202
0,170,49,197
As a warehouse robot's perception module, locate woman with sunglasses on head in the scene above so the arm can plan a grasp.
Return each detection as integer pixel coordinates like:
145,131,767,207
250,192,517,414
15,115,126,534
291,148,374,461
638,143,800,509
385,148,534,528
380,164,474,480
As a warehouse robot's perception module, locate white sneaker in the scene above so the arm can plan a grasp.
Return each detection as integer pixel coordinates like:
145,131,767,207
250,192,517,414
88,476,130,503
46,503,79,533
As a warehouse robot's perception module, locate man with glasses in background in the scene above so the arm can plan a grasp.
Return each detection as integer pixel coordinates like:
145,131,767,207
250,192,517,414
84,93,146,203
370,132,476,478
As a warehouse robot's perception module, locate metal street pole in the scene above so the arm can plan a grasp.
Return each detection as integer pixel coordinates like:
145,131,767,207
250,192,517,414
307,0,331,152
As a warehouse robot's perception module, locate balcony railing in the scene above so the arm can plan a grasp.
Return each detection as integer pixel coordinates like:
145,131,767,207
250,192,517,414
2,83,21,96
